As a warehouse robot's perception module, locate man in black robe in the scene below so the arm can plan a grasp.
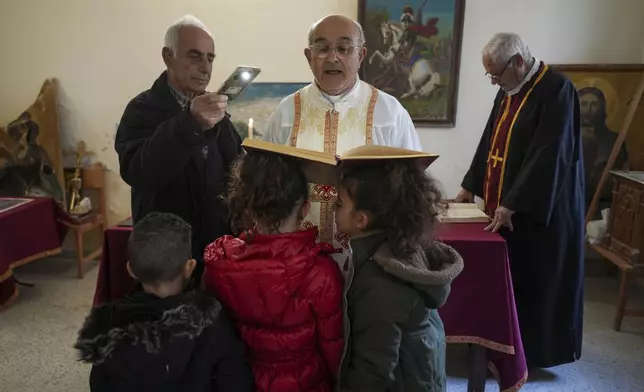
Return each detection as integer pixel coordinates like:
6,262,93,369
115,14,241,282
455,33,585,368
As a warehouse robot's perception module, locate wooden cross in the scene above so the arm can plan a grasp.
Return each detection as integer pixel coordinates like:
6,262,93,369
489,149,503,168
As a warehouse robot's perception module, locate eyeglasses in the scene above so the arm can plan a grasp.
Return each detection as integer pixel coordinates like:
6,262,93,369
485,56,514,81
309,43,362,59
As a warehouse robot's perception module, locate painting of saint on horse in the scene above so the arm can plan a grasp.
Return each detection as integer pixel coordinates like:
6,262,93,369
358,0,465,126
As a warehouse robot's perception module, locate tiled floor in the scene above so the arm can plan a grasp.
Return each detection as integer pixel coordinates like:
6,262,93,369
1,253,643,391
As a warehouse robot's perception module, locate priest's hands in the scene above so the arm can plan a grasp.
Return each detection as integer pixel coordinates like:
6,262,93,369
485,206,515,232
454,189,474,203
190,93,228,131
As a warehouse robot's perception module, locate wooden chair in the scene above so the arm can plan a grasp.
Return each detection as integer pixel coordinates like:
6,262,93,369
58,163,106,278
591,171,644,331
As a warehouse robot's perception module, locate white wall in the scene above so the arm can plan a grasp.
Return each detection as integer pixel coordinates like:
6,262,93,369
1,0,643,224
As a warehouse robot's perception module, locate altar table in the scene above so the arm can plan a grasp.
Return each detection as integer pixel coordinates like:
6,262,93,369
93,222,527,391
438,223,527,391
0,197,66,310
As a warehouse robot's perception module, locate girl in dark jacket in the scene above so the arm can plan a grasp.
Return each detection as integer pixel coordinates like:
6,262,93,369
203,147,344,392
334,151,464,392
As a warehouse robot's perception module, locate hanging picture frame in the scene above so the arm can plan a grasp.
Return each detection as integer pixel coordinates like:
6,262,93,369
551,63,644,221
358,0,466,127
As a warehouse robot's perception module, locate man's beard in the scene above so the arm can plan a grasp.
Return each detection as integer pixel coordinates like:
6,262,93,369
581,116,596,127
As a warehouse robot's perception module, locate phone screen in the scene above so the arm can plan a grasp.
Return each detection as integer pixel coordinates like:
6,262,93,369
217,66,261,101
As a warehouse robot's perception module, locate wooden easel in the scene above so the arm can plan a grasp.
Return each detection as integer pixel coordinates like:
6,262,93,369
586,68,644,331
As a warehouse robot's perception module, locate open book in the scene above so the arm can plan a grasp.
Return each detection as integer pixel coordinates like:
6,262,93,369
241,138,439,186
439,202,490,223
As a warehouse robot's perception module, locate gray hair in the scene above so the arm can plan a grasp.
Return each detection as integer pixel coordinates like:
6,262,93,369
307,16,366,46
483,33,532,65
164,14,213,56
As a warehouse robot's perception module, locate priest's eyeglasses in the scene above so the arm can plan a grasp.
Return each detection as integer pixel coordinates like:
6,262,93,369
486,57,514,81
310,43,362,59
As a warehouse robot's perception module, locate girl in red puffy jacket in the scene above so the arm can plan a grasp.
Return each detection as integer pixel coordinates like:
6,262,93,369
203,149,344,392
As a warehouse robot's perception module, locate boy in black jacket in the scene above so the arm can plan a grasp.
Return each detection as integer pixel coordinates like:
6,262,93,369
74,212,255,392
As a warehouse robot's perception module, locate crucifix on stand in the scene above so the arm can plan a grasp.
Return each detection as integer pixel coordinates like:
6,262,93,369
64,141,95,214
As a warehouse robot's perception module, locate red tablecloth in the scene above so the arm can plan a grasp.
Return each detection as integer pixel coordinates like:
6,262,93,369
93,223,527,391
92,226,133,305
438,223,527,391
0,197,66,310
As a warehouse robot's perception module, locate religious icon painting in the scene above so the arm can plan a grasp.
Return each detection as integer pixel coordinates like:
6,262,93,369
0,79,66,204
227,82,308,140
551,64,644,217
358,0,466,127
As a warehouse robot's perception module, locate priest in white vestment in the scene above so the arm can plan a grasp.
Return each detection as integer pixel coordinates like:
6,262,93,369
263,15,422,267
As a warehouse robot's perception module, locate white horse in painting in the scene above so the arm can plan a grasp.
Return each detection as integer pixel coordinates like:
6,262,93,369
368,21,440,99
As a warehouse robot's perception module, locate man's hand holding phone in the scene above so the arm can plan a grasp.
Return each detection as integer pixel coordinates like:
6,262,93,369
189,66,260,131
190,93,228,131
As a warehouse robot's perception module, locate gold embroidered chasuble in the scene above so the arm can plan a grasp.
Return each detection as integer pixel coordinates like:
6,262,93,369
289,81,378,266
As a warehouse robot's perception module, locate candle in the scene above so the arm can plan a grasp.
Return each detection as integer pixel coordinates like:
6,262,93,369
248,118,254,139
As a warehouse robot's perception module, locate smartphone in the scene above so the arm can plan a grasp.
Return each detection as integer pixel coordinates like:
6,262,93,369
216,65,261,101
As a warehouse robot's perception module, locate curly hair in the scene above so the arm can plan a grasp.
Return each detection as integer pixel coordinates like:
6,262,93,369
226,150,309,234
340,160,445,259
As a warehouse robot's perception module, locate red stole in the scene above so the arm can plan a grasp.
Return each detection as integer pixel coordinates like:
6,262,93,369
484,63,549,214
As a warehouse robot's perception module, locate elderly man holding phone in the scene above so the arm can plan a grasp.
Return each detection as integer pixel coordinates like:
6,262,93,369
115,14,241,281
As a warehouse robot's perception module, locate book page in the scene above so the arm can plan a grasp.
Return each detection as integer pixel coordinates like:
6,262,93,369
439,203,490,223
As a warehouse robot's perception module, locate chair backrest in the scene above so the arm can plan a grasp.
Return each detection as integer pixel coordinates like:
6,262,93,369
81,163,106,217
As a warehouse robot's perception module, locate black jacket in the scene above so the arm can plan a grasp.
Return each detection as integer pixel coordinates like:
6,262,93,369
339,233,464,392
115,72,242,258
75,289,255,392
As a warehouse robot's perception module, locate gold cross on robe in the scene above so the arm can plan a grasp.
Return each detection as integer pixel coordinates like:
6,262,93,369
489,148,504,168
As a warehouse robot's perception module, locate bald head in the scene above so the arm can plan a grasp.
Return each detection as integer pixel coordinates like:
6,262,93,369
304,14,367,96
308,15,365,46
